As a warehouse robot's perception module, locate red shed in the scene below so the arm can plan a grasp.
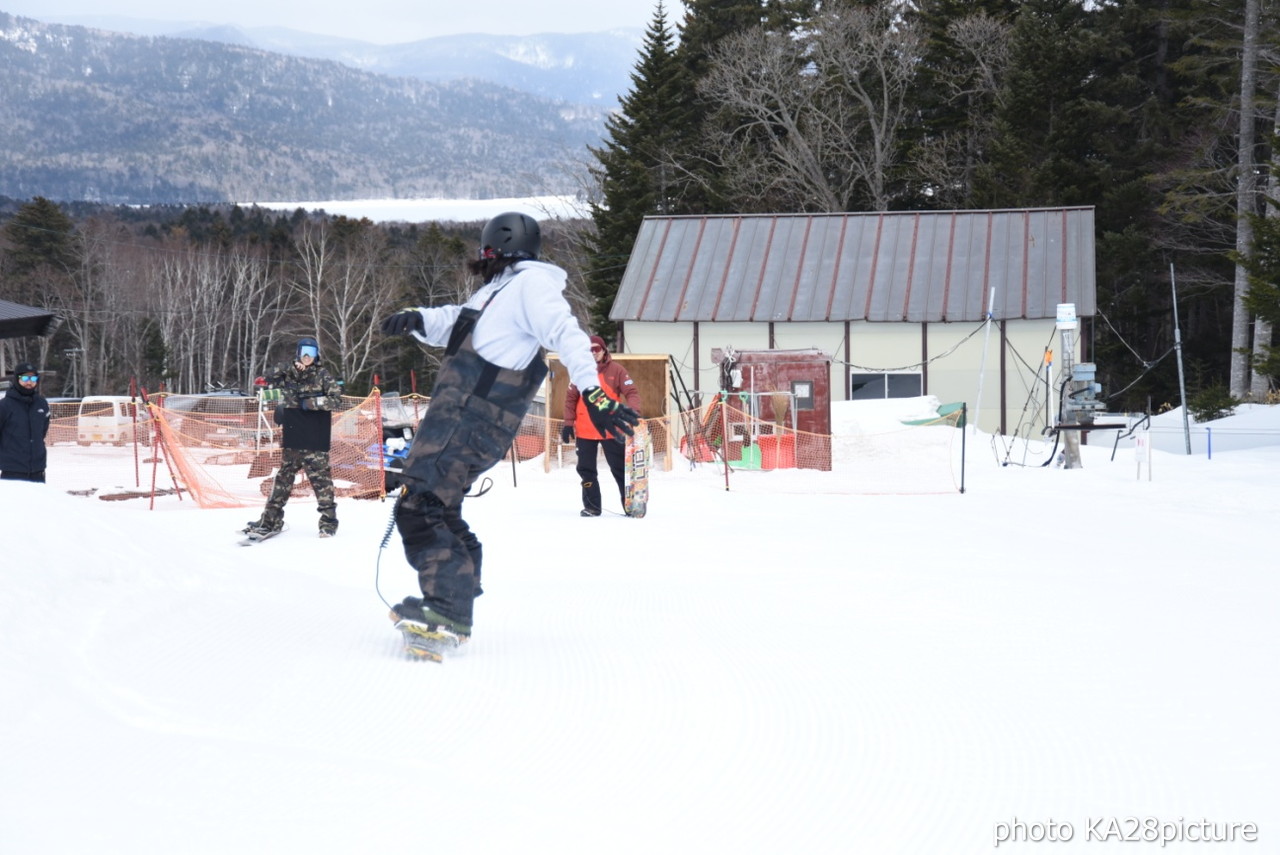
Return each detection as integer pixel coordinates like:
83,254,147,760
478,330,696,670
713,347,832,470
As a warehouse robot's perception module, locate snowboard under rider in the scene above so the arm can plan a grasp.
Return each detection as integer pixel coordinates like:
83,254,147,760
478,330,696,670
380,212,639,648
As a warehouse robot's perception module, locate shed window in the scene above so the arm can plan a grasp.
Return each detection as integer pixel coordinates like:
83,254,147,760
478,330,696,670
791,380,814,411
849,372,922,400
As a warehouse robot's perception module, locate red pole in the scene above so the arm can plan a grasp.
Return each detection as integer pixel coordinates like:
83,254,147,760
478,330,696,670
720,397,731,491
140,387,182,508
411,369,421,422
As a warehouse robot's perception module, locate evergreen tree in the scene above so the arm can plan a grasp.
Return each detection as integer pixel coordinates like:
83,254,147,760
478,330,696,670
1133,0,1277,405
671,0,809,214
1079,1,1212,411
1241,199,1280,384
974,0,1116,208
970,0,1220,411
904,0,1019,208
584,4,691,336
2,196,77,282
0,197,79,374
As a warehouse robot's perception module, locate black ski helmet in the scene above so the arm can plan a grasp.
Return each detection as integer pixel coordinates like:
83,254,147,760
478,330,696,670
480,212,540,260
297,337,320,360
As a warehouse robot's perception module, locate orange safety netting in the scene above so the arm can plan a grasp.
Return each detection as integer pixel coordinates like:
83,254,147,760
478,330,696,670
46,393,965,503
141,392,390,509
664,399,965,495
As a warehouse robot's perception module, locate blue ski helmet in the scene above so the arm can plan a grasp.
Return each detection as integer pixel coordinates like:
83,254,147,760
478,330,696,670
297,337,319,360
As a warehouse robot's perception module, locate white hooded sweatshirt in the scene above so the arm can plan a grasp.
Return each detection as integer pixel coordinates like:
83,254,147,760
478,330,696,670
408,260,600,393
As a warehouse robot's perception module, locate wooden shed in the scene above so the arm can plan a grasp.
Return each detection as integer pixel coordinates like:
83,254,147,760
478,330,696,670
544,353,673,472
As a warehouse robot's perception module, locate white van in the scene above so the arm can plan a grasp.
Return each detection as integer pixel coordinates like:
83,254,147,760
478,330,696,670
76,396,152,446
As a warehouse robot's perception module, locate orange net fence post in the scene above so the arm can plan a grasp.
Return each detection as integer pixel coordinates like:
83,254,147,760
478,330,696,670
329,392,390,501
46,395,964,501
47,401,82,447
148,405,246,508
121,392,389,509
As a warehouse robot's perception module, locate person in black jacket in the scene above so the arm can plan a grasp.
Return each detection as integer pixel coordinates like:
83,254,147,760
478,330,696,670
0,362,51,483
244,338,344,538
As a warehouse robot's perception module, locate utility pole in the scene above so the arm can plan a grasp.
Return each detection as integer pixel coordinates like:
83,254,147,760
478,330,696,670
63,348,82,398
1171,263,1192,455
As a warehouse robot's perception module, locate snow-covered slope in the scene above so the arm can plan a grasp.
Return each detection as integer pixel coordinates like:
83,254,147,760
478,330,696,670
1,405,1275,853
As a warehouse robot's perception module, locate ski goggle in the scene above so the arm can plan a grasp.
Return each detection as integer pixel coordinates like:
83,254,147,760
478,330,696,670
298,345,319,359
17,373,38,383
479,247,533,260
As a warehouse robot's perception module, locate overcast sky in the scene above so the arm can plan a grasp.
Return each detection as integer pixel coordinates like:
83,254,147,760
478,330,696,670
5,0,664,43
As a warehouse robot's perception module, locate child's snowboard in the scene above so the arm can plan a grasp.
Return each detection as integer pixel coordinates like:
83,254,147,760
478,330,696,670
623,421,651,518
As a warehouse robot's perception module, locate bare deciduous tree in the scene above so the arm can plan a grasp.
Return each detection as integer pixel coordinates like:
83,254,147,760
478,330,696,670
911,13,1012,208
224,247,294,384
153,244,234,392
700,5,923,212
292,218,401,384
47,218,134,395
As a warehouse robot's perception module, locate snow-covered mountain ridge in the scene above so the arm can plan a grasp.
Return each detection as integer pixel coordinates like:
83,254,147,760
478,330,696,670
18,11,642,107
0,11,630,204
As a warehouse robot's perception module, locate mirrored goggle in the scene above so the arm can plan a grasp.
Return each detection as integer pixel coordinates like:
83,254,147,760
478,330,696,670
18,374,38,383
299,346,319,359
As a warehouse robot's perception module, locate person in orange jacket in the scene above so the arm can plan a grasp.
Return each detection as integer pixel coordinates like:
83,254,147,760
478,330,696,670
562,335,642,516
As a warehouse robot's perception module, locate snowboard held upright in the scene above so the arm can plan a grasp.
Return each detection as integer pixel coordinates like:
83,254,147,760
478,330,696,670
623,421,651,518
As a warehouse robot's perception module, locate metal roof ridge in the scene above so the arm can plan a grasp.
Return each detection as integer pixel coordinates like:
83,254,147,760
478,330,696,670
640,206,1097,222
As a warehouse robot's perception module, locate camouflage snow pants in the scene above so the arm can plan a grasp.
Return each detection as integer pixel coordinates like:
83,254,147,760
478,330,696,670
394,315,546,629
261,448,338,534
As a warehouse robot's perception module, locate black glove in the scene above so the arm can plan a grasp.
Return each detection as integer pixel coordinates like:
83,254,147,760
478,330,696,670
560,424,575,444
583,387,638,441
381,309,425,336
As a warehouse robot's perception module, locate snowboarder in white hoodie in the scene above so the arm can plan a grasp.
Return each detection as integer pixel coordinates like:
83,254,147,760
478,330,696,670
380,212,638,658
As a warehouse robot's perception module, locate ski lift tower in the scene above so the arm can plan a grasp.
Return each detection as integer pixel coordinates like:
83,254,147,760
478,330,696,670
1055,303,1105,469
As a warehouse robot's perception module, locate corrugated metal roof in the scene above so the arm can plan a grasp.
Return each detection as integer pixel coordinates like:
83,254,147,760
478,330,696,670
0,298,58,338
610,208,1096,324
